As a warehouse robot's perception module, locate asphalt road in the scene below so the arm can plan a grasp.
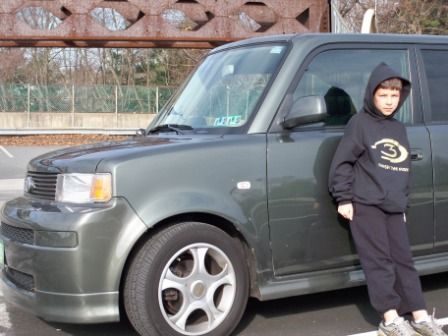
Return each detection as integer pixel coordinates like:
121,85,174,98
0,270,447,336
0,145,447,336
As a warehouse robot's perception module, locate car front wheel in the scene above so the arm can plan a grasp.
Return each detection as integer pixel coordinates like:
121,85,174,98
124,222,249,336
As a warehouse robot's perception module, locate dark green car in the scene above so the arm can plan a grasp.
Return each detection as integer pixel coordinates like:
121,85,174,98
2,33,448,336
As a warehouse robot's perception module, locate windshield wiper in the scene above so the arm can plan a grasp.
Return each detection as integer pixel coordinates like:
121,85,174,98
148,124,194,135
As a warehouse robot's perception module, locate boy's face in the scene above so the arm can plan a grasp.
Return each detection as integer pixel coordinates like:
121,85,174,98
373,88,401,117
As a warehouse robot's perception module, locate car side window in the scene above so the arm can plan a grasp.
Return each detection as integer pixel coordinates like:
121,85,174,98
290,49,411,126
421,50,448,123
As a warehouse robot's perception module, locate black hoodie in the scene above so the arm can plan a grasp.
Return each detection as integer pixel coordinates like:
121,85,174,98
328,63,411,213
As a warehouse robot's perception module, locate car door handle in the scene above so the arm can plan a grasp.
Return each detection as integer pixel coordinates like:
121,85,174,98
410,150,423,161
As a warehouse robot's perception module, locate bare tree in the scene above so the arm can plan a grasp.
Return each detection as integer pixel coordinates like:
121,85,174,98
336,0,448,34
0,49,26,83
389,0,448,34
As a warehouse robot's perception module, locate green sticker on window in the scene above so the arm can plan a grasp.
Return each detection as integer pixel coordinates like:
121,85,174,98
213,115,242,127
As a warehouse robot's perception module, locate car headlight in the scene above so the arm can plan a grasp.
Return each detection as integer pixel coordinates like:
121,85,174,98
55,173,112,204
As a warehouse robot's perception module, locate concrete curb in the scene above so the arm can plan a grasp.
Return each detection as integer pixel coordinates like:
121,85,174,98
0,129,138,135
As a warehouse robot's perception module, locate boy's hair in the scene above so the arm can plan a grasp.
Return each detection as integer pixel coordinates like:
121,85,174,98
377,78,402,90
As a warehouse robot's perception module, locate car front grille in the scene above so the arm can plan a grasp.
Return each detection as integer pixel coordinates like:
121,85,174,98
4,267,35,292
1,222,34,245
26,171,58,200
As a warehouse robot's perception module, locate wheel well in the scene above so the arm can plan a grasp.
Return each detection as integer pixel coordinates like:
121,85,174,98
118,212,260,318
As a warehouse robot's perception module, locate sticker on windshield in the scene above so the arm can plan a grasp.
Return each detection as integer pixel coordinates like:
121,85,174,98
214,115,243,127
270,46,284,54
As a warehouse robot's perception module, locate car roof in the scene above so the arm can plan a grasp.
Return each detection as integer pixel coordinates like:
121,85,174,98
211,33,448,53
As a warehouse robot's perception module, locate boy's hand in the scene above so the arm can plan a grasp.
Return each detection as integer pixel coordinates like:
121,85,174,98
338,203,354,221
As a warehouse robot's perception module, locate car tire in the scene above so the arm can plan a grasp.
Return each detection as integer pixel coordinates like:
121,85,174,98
123,222,249,336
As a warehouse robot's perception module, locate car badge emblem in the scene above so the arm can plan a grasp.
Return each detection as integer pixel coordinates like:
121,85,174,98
24,176,35,193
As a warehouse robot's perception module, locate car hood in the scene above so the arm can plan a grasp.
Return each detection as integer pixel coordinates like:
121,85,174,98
28,135,222,174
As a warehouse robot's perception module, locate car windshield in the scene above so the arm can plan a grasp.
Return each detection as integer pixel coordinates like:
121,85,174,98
152,43,287,134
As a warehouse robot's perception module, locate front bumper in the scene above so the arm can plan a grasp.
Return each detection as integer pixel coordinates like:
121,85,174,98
0,196,147,323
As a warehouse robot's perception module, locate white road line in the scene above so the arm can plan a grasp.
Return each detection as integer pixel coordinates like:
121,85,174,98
0,146,13,158
0,179,23,191
0,303,12,330
0,289,11,330
348,317,448,336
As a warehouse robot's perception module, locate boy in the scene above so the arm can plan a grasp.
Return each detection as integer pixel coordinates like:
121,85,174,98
329,63,447,336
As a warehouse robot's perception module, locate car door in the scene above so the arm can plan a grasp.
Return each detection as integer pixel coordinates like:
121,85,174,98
419,47,448,252
267,47,434,277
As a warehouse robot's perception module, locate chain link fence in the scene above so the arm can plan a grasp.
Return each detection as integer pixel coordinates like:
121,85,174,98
0,84,175,114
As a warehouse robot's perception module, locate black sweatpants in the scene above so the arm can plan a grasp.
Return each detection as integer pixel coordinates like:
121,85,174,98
350,203,427,315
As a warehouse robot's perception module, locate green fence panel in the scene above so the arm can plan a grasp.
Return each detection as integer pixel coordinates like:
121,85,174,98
0,84,175,114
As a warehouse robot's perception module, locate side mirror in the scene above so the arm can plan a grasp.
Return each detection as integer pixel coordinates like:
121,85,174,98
136,128,146,136
281,95,328,129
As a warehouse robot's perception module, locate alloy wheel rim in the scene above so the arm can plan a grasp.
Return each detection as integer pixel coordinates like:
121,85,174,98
158,243,237,335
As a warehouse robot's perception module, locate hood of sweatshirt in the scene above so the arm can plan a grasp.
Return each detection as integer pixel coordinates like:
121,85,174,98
362,62,411,120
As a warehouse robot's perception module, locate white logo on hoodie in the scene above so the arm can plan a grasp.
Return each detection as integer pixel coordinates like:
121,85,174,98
371,138,409,164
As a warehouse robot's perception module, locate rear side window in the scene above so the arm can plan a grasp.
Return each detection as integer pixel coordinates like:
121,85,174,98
421,50,448,122
290,49,411,126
